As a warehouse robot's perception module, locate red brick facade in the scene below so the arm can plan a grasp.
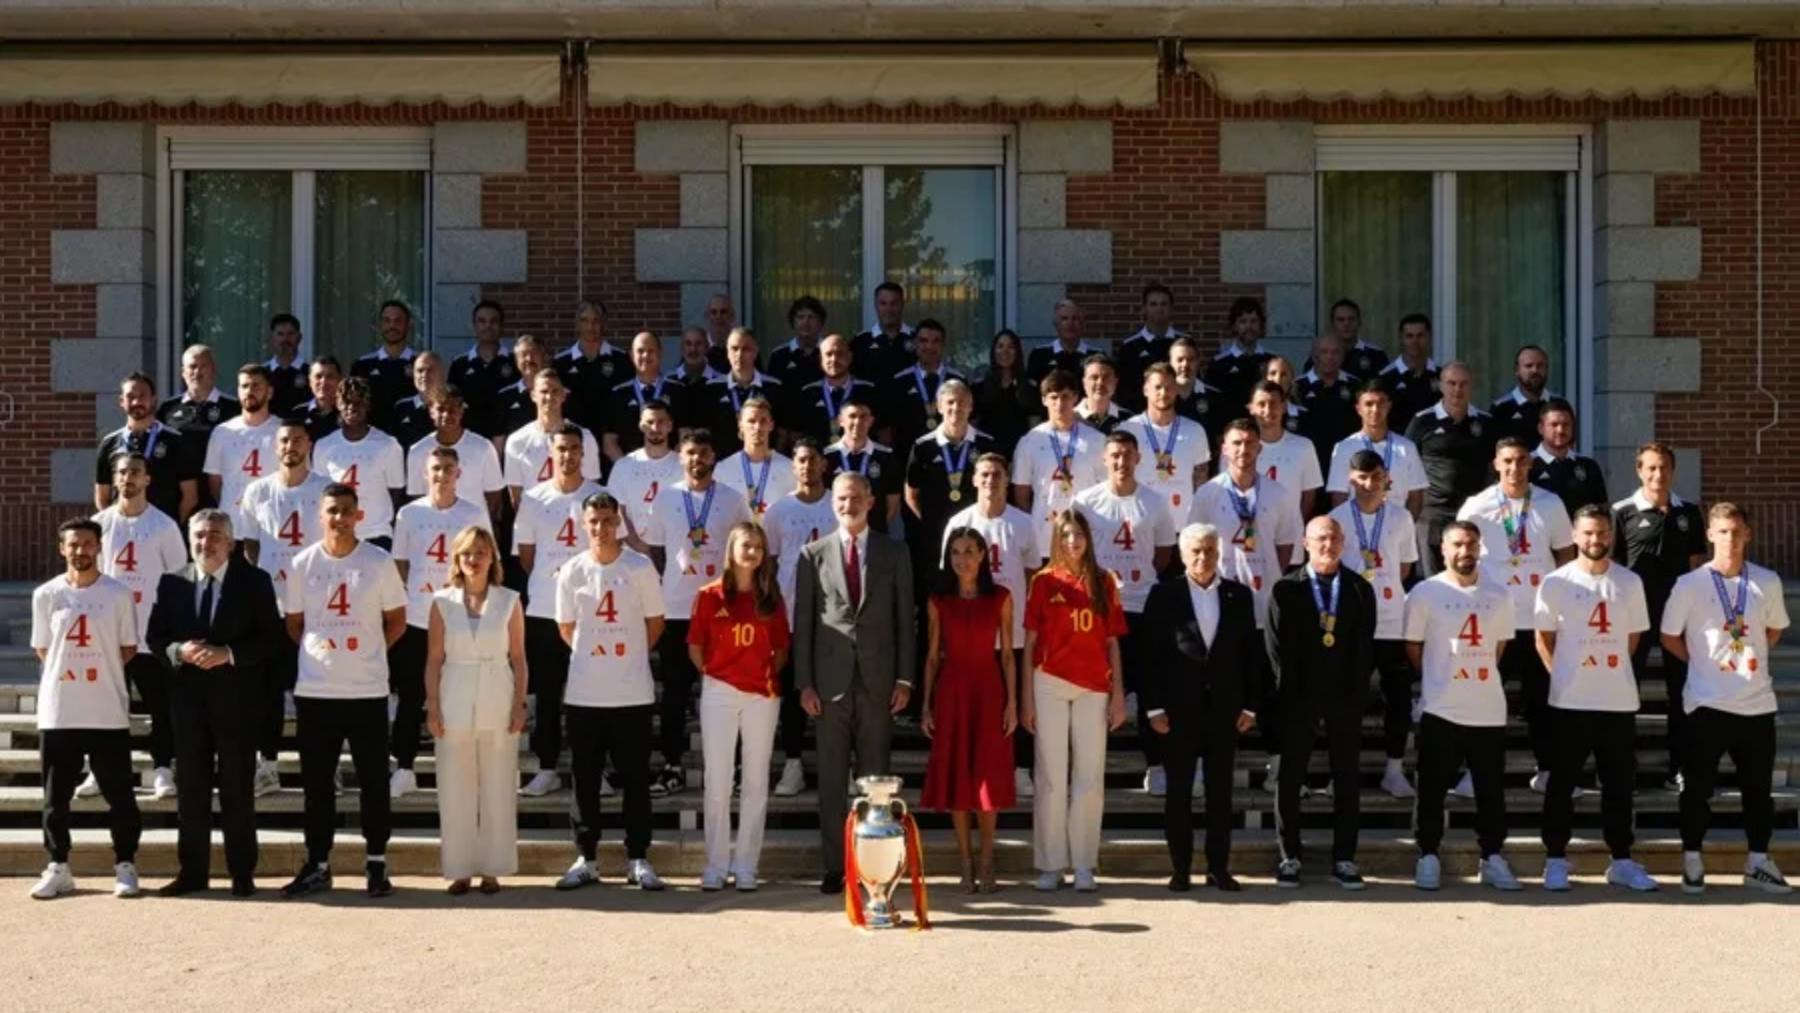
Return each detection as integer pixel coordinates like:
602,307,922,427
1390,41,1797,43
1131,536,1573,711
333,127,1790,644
3,43,1796,577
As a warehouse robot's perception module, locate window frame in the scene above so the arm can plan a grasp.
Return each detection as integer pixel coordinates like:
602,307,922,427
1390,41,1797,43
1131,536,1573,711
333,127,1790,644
1313,125,1595,449
727,123,1017,347
153,126,436,389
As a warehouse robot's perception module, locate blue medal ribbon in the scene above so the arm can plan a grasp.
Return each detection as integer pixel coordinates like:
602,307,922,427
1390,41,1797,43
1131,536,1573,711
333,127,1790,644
1309,567,1341,646
1226,477,1259,552
1350,504,1386,576
633,376,667,409
1143,416,1181,475
739,454,772,515
1709,567,1751,652
682,484,716,548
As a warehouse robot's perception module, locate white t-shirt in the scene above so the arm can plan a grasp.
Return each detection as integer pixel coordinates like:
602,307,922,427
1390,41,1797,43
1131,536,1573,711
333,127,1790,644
1256,431,1323,499
1326,431,1430,502
1118,413,1211,516
31,574,136,730
284,541,407,699
1660,563,1791,717
407,431,504,508
1403,570,1517,728
93,505,187,643
241,471,332,606
203,414,281,530
1187,472,1301,628
1012,421,1107,542
641,480,754,620
763,492,837,624
943,502,1042,645
1456,483,1575,630
1534,562,1650,712
554,549,666,708
513,479,605,620
1325,498,1419,640
1071,482,1177,613
392,497,493,628
502,421,602,489
717,449,798,521
606,448,683,539
313,427,406,540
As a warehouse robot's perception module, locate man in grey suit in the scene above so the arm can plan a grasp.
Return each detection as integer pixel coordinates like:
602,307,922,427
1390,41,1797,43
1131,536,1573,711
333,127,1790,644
795,471,916,893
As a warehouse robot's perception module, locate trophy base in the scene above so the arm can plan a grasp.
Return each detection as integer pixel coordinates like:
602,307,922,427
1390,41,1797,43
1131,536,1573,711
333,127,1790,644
860,906,906,931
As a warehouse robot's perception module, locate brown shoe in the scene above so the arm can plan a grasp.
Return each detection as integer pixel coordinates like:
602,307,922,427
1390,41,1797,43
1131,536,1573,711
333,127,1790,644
479,878,501,895
447,879,471,896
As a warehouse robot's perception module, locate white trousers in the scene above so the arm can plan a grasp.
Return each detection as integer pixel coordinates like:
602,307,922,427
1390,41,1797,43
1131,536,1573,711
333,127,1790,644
435,729,519,880
1032,672,1109,873
700,678,781,879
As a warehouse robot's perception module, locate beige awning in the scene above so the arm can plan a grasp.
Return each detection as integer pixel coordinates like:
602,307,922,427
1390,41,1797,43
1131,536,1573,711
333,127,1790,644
1184,42,1756,102
0,52,563,107
588,45,1159,110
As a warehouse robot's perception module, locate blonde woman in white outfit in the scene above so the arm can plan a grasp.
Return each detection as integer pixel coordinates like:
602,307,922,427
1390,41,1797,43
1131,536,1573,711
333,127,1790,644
425,526,528,895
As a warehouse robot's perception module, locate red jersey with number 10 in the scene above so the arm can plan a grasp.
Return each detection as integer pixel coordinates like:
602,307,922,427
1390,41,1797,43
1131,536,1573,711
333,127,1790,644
688,581,791,698
1024,568,1128,693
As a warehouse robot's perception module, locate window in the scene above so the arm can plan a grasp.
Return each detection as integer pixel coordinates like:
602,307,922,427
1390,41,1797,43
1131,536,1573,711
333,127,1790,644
1316,131,1588,408
163,130,432,375
734,127,1011,368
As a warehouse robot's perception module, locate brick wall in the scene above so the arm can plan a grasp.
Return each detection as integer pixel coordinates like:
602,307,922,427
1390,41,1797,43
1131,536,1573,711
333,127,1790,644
2,44,1797,576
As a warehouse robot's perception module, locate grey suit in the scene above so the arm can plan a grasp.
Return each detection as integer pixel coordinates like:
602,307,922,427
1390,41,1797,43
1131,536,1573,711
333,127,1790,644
794,528,916,876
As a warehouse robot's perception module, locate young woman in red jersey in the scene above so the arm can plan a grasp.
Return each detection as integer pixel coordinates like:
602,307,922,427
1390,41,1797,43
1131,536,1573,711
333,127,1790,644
688,522,790,892
1022,510,1128,893
921,527,1018,893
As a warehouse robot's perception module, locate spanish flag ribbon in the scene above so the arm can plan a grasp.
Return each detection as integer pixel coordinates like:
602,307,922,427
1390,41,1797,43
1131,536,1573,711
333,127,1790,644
842,811,932,932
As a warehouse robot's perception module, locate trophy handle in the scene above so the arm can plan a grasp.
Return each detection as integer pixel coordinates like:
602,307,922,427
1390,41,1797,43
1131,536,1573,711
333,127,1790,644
889,797,908,820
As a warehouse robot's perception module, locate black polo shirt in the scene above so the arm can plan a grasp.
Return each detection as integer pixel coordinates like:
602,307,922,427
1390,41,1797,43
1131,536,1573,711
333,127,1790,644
156,391,240,443
1296,370,1362,460
1529,447,1609,517
1025,341,1101,385
1380,359,1442,433
823,440,903,535
265,357,312,419
1079,402,1128,436
1202,344,1273,416
1612,491,1708,614
852,327,914,382
766,339,824,394
349,347,416,431
665,364,723,427
606,376,689,456
387,393,436,450
786,377,879,448
971,375,1043,463
448,346,519,439
904,428,997,569
1303,340,1391,382
1115,327,1181,412
94,423,198,522
699,374,786,458
705,344,731,374
879,364,964,455
291,400,341,444
554,341,633,436
1175,379,1232,454
490,379,536,441
1489,387,1552,448
1403,402,1499,522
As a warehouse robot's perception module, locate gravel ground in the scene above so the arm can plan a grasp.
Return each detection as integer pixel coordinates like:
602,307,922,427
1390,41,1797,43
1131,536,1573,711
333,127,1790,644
8,874,1798,1012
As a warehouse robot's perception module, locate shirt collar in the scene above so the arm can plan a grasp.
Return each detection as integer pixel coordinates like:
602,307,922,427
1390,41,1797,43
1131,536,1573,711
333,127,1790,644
375,345,416,362
1128,325,1184,343
1429,400,1487,420
457,342,513,363
560,340,615,361
1381,357,1439,376
670,365,724,383
1533,444,1567,465
1217,341,1268,360
866,323,914,341
265,355,305,372
839,526,869,550
198,558,230,584
182,387,222,405
1187,573,1219,594
1629,489,1685,511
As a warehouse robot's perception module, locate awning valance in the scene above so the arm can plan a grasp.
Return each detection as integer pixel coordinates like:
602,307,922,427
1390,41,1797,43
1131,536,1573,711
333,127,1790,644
1184,42,1756,103
0,52,563,107
588,45,1159,110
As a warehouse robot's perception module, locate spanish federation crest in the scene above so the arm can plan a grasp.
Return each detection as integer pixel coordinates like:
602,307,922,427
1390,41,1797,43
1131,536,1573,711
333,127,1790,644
1356,354,1376,374
1572,464,1587,481
1429,377,1441,393
1469,420,1483,437
1285,417,1300,433
1676,514,1691,532
294,374,308,388
903,338,916,354
1193,398,1209,415
500,362,515,379
1338,386,1354,401
153,443,168,459
869,461,883,479
206,405,220,422
601,360,616,377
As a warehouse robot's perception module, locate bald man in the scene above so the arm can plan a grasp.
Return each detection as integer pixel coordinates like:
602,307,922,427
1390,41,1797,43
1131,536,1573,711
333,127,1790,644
1403,361,1498,575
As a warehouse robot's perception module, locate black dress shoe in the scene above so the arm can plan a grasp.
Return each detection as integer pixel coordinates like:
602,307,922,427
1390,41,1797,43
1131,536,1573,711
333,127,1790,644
366,861,394,898
156,878,207,898
820,874,845,895
1206,873,1242,892
281,863,332,899
1167,873,1192,893
231,878,257,898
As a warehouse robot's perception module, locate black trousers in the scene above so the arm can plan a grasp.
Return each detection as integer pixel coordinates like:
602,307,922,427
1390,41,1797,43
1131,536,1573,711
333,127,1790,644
657,619,697,767
1415,713,1507,858
1415,515,1449,577
1123,611,1161,768
568,704,653,861
1542,708,1636,860
260,646,297,763
126,653,174,768
1276,690,1366,863
40,728,140,864
1632,623,1686,777
296,696,390,865
365,535,393,552
778,655,806,758
1681,707,1776,852
524,617,570,770
1163,707,1238,876
388,625,428,769
1501,628,1553,770
171,667,259,880
1374,639,1415,760
1010,648,1033,770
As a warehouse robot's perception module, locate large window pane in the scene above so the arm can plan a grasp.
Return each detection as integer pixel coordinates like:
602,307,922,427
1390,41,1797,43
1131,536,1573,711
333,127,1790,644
182,170,292,371
749,166,863,340
314,171,426,363
1320,171,1432,361
885,167,996,367
1457,172,1567,403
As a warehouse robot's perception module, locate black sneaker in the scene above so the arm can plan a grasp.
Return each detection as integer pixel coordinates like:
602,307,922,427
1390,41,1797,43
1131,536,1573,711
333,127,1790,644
281,863,331,899
648,765,686,798
1332,861,1367,891
1276,858,1301,888
366,860,393,898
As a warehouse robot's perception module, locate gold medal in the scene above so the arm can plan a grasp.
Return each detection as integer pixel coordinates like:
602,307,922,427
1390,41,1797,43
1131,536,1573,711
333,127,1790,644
1362,569,1376,581
688,526,708,548
1155,452,1174,475
1322,632,1336,648
949,489,963,503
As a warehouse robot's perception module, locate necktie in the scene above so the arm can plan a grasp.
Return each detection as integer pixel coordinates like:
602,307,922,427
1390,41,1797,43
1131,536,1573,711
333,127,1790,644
845,537,862,610
198,575,215,638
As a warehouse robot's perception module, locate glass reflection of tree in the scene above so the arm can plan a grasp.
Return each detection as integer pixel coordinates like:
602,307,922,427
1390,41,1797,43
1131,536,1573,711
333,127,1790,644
182,171,291,369
886,168,994,367
752,166,863,334
316,171,424,360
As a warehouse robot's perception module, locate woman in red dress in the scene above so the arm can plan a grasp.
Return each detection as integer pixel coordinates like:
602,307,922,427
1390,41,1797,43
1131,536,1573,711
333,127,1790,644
921,526,1018,893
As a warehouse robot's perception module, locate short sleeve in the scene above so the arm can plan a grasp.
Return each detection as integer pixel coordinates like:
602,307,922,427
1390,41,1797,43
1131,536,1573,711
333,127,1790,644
641,493,666,548
390,511,414,560
1396,449,1429,495
1402,587,1429,643
1762,572,1791,631
405,446,426,496
636,561,666,619
1624,578,1652,635
1274,499,1303,548
1532,579,1558,632
1297,443,1324,492
1105,592,1130,637
379,558,408,611
157,522,189,572
1324,443,1349,494
203,430,223,475
554,565,577,624
1011,434,1038,488
1023,577,1045,633
501,434,524,488
1659,578,1692,637
113,587,137,648
1493,593,1516,636
478,443,505,494
1545,498,1574,550
283,560,305,616
1151,496,1178,547
724,490,754,528
581,431,602,482
686,592,712,649
1455,497,1478,522
29,588,51,650
380,440,406,489
1019,517,1044,567
513,499,537,549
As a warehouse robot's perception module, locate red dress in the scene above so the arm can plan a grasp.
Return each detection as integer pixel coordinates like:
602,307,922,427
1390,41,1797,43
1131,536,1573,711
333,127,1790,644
921,589,1017,812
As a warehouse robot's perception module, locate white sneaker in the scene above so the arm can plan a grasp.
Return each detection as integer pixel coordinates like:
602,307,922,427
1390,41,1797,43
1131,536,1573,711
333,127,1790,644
774,759,804,798
1607,859,1659,892
1543,857,1572,892
388,768,418,800
1072,868,1098,892
1450,771,1475,798
1014,767,1035,799
1034,870,1064,892
598,772,616,798
1745,858,1793,895
1143,765,1167,797
554,857,599,891
1481,854,1523,892
627,859,665,892
1682,852,1707,894
113,861,141,898
520,770,562,797
30,862,73,900
253,758,281,798
1415,854,1441,891
734,872,759,893
700,869,727,891
1380,764,1415,799
74,771,102,799
151,766,177,800
1314,779,1334,798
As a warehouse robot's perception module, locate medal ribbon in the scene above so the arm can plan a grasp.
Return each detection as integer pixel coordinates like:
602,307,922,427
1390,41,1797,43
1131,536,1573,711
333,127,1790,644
1047,426,1074,483
839,447,871,476
1226,477,1259,547
1710,567,1751,649
1309,567,1340,640
911,366,938,414
941,438,971,487
134,422,163,461
1360,434,1393,473
682,484,716,546
1143,416,1181,472
633,376,667,409
1350,504,1385,573
739,454,772,514
1497,487,1532,558
820,380,848,429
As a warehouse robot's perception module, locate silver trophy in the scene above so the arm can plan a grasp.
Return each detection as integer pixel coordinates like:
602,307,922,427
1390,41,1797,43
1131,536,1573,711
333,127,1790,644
850,776,910,929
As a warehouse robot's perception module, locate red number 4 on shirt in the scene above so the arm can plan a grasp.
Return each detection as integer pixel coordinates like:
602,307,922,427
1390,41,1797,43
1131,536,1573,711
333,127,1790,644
1112,522,1136,553
1457,613,1483,648
1587,601,1611,635
326,584,352,617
